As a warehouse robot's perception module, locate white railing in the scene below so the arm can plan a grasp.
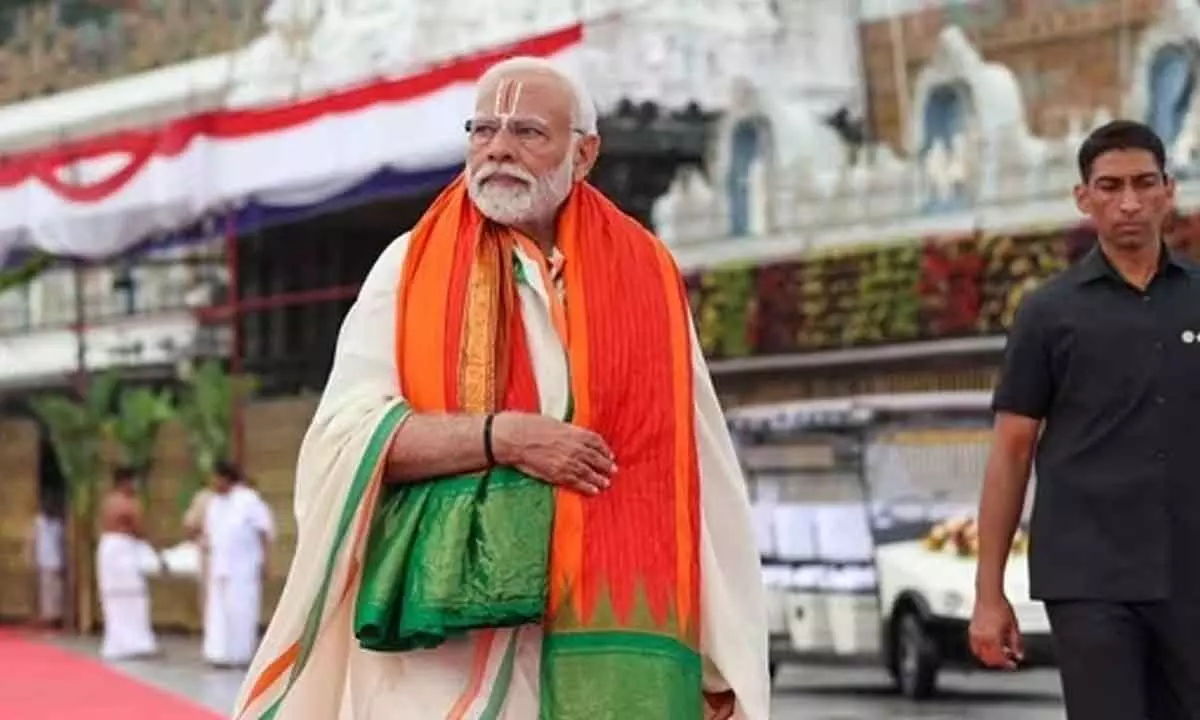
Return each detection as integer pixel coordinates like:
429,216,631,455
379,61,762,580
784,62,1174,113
657,143,1089,268
0,248,226,336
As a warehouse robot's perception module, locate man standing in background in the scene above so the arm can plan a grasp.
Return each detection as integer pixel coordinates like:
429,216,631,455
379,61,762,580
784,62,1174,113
202,461,274,669
26,498,64,629
97,467,161,660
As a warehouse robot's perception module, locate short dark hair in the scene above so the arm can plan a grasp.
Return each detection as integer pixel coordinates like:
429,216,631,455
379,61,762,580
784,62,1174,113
213,460,243,484
1077,120,1167,181
112,466,137,485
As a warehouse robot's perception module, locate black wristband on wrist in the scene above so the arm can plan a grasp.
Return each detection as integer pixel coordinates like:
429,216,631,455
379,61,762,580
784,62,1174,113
483,414,496,466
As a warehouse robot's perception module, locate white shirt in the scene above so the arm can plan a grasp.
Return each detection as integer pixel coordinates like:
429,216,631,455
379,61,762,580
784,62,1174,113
34,514,64,570
205,485,275,580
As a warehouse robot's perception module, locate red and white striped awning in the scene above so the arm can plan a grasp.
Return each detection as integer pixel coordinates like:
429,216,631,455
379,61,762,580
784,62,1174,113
0,24,582,262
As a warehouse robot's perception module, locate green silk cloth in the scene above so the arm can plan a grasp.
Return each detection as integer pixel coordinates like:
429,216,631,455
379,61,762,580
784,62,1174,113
351,465,703,719
354,465,553,652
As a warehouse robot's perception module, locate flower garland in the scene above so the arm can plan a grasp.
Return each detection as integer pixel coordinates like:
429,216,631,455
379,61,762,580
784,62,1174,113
917,234,984,337
688,222,1089,358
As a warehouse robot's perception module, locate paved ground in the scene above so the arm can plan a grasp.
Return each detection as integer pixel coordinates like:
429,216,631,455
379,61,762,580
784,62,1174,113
54,635,241,715
55,635,1065,718
770,662,1064,719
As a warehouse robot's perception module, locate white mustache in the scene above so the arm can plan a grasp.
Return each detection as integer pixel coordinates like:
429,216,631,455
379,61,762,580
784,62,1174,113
472,163,535,185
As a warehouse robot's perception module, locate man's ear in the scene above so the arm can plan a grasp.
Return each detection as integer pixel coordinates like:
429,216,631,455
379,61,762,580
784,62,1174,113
573,134,601,181
1072,183,1088,216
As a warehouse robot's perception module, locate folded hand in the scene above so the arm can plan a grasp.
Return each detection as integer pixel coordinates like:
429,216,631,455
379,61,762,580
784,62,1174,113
492,412,616,495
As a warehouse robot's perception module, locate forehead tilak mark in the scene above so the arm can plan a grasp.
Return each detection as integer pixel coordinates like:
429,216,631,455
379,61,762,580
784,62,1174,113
492,79,524,118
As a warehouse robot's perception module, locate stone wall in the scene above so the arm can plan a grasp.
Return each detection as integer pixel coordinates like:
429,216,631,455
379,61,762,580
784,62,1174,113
143,421,206,632
861,0,1162,145
0,393,319,629
0,0,267,107
0,419,37,620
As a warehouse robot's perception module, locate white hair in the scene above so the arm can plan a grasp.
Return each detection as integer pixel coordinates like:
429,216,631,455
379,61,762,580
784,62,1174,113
476,56,598,134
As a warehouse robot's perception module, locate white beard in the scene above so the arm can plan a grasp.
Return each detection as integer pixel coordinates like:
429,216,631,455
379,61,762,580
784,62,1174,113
467,153,575,226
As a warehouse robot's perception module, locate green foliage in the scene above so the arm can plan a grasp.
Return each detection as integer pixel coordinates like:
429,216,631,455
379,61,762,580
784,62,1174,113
29,371,119,521
106,387,175,476
0,252,53,294
30,360,257,517
175,360,257,510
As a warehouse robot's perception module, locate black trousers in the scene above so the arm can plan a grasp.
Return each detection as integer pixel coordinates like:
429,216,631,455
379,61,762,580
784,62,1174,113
1046,600,1200,720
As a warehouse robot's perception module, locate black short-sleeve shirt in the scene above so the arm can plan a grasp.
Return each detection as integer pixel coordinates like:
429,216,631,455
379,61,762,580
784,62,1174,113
993,245,1200,601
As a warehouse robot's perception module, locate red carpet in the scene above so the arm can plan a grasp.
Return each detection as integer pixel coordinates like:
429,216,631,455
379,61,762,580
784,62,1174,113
0,631,220,719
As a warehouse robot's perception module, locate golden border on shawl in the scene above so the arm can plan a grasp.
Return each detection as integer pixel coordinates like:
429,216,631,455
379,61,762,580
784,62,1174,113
460,241,499,412
238,400,411,720
441,231,504,720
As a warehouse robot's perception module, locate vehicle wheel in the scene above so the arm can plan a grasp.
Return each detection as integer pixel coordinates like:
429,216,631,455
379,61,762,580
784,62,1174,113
892,609,939,700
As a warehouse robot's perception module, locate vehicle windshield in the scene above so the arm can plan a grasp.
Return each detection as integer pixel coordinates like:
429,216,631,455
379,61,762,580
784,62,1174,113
729,392,1035,560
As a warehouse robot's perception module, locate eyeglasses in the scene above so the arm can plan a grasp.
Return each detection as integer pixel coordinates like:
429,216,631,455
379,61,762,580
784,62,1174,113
465,116,586,149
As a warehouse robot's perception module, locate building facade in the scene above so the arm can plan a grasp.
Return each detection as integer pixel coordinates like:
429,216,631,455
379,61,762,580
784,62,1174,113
0,0,862,624
860,0,1161,145
4,0,1186,630
0,0,864,394
658,0,1200,406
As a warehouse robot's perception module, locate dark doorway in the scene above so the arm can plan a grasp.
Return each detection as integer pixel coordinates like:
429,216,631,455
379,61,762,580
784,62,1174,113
36,423,65,516
236,188,441,397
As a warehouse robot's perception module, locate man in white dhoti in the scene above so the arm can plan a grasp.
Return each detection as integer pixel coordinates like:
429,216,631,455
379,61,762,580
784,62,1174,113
97,467,160,660
234,57,769,719
26,500,64,629
203,461,274,669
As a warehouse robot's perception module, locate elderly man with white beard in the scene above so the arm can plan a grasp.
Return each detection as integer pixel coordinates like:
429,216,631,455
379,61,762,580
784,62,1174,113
233,57,770,720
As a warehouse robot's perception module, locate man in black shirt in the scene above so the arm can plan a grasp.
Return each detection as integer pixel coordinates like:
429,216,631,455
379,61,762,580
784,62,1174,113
970,120,1200,719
